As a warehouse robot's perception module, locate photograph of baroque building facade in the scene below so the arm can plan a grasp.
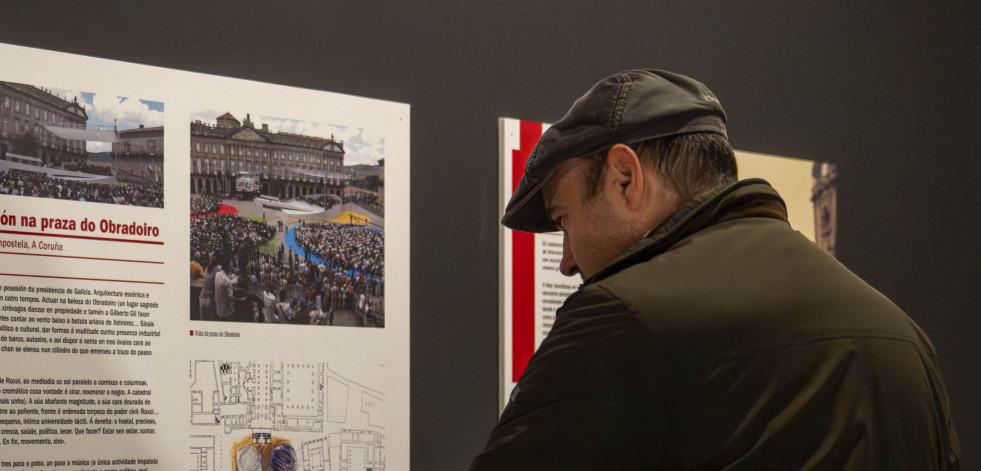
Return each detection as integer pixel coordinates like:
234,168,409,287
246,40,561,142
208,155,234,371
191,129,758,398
0,81,89,165
190,110,385,329
190,112,348,199
0,79,165,208
112,124,164,185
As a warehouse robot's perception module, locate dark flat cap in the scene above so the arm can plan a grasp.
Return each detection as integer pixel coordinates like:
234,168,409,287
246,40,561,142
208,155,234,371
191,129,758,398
501,69,728,233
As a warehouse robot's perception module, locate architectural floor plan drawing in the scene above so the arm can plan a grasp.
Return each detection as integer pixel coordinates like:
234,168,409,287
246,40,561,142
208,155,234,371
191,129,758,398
190,435,216,471
190,360,386,471
190,361,325,433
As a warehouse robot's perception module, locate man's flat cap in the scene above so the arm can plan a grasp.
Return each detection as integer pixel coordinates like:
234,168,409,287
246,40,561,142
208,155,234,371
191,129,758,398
501,69,728,233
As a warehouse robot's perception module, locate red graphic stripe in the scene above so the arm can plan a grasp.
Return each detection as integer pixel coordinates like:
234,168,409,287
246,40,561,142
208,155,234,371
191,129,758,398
0,229,163,245
512,120,543,382
0,251,163,264
0,273,163,285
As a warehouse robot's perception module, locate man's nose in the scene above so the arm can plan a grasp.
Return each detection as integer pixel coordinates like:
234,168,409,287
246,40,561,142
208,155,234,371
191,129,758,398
558,233,579,277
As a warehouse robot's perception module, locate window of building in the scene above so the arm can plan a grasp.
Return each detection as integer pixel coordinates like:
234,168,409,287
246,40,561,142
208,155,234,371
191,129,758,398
148,140,156,155
212,144,216,153
195,142,201,152
14,101,20,112
220,145,225,154
34,108,39,119
2,96,7,108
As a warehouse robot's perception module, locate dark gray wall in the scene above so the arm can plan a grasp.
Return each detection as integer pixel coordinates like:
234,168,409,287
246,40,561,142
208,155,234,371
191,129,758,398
3,2,977,469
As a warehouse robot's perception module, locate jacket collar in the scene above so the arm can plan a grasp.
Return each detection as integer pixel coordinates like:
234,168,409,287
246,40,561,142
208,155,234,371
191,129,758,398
583,179,788,285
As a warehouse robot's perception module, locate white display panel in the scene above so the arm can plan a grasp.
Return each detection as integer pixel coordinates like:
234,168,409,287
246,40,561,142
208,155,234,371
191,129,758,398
0,43,409,471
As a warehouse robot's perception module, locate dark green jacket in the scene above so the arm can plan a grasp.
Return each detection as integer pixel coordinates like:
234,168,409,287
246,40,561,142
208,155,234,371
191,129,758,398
471,180,959,470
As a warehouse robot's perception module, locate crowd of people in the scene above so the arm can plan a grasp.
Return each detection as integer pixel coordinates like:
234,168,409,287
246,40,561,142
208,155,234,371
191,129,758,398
190,211,385,328
302,196,339,210
0,169,163,207
191,212,274,323
62,161,113,176
292,223,384,284
252,222,385,327
343,192,383,216
253,250,384,327
190,214,274,260
345,191,379,206
191,195,223,216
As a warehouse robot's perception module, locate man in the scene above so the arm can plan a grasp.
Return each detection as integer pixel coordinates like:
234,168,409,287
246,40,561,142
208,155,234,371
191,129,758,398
199,256,219,321
276,288,295,323
469,70,959,470
214,258,239,320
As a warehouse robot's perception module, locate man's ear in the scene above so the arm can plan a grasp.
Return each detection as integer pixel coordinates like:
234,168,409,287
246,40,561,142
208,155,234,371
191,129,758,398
603,144,645,210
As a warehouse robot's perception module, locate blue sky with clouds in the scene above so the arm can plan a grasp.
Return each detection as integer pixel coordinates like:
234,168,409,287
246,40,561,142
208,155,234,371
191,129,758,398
42,86,384,164
50,87,164,152
191,108,385,167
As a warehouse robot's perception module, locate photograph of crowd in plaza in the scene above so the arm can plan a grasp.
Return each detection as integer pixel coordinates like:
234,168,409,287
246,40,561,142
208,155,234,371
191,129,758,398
189,110,386,328
0,80,164,207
